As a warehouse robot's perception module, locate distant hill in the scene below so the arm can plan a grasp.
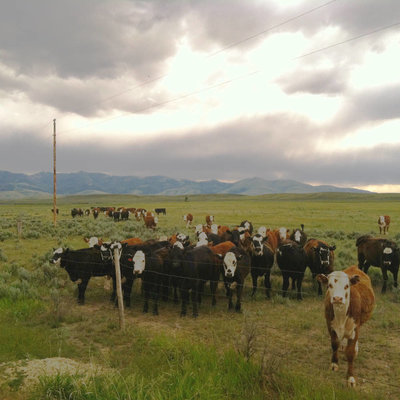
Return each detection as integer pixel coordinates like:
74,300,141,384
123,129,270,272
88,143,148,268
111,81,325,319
0,171,370,199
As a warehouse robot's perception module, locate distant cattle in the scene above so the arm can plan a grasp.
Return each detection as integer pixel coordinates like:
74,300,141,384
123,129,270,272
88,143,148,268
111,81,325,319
378,215,390,234
250,234,275,298
71,208,84,218
290,224,307,246
183,213,193,228
317,265,375,387
276,240,307,300
51,247,114,304
51,208,59,214
120,209,129,220
205,215,214,227
155,208,166,215
304,239,336,295
92,208,100,219
356,235,399,293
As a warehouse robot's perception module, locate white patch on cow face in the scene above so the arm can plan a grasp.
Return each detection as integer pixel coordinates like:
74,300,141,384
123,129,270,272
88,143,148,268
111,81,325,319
177,233,187,242
257,226,267,237
211,224,218,234
174,241,184,250
252,235,263,256
279,227,287,241
379,215,385,224
326,271,350,306
132,251,145,274
183,215,187,221
52,247,63,264
294,230,301,243
195,224,203,235
223,252,237,278
87,237,99,247
383,247,393,255
209,215,214,222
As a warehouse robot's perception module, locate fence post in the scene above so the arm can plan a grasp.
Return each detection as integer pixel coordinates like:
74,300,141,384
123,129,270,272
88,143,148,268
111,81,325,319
113,247,126,330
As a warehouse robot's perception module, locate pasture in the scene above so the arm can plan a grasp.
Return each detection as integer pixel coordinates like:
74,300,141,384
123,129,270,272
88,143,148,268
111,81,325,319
0,193,399,399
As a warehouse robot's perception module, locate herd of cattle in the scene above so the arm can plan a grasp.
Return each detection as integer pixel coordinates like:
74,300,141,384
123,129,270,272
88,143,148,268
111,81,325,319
51,211,398,387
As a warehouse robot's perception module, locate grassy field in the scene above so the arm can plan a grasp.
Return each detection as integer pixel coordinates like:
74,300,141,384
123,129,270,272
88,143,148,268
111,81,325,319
0,193,399,399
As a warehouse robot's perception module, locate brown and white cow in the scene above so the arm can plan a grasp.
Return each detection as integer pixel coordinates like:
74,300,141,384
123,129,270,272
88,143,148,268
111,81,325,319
83,237,103,247
121,237,143,246
205,215,214,227
144,215,158,230
317,265,375,387
378,215,390,234
183,213,193,228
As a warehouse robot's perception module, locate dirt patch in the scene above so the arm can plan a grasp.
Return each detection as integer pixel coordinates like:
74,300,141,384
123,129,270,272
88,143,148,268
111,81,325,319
0,357,109,390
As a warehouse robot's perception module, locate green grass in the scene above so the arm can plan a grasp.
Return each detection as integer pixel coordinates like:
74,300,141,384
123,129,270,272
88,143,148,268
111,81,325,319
0,193,399,399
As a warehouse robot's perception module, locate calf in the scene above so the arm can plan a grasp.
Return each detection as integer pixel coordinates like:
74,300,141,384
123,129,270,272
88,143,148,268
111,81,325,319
317,265,375,387
276,240,307,300
51,247,114,304
219,246,251,312
378,215,390,234
183,213,193,228
356,235,399,293
250,234,275,298
304,239,336,295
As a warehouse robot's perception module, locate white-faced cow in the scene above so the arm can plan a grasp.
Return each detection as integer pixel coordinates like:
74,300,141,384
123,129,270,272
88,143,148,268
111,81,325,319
289,224,307,246
378,215,390,234
183,213,194,228
317,265,375,387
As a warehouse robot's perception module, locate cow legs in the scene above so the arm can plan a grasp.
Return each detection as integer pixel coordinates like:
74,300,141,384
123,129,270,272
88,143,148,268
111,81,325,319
393,268,398,288
381,267,388,294
264,270,271,299
191,287,198,318
210,280,217,306
152,282,160,316
329,330,340,372
282,275,290,297
122,278,134,307
198,281,205,304
110,277,117,303
345,331,359,387
251,273,258,297
226,286,233,309
180,287,189,316
143,281,150,313
77,278,89,304
296,276,304,300
235,284,243,312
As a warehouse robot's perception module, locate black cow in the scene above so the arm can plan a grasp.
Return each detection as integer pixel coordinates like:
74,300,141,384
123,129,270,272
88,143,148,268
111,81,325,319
113,211,121,222
219,246,251,312
180,245,220,317
276,240,307,300
71,208,83,218
120,210,129,220
250,234,275,298
356,235,399,293
51,247,114,304
155,208,167,215
304,239,336,295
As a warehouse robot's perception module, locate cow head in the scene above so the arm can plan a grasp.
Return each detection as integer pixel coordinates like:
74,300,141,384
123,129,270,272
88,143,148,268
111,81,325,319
132,250,146,275
176,233,190,246
279,227,290,241
382,246,396,267
317,271,360,309
257,226,267,238
195,224,203,236
252,234,264,256
223,251,241,279
51,247,65,264
293,230,302,243
314,244,336,270
170,242,184,270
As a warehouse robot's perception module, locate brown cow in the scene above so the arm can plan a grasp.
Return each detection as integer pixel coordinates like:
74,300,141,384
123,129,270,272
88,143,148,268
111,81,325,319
378,215,390,234
183,213,193,228
144,215,158,230
317,265,375,387
205,215,214,227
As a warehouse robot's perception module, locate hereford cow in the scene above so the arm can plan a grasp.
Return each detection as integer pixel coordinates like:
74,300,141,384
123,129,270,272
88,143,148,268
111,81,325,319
183,213,193,228
239,220,253,235
317,265,375,387
304,239,336,295
51,247,114,304
83,237,103,247
378,215,390,234
356,235,399,293
250,234,275,298
289,224,307,246
276,240,307,300
144,215,158,229
205,215,214,227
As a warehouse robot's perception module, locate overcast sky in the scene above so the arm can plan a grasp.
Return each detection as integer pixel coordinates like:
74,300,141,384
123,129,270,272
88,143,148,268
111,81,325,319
1,0,400,192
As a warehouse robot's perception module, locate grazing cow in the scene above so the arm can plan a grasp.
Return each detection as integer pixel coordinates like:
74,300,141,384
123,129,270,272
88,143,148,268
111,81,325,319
304,239,336,295
183,213,193,228
51,247,114,304
144,215,158,229
276,240,307,300
290,224,307,246
250,234,275,298
356,235,399,293
239,220,253,235
205,215,214,227
155,208,166,215
219,246,251,312
317,265,375,387
83,237,103,247
71,208,83,218
84,209,90,216
120,209,129,220
180,245,220,317
92,208,100,219
378,215,390,234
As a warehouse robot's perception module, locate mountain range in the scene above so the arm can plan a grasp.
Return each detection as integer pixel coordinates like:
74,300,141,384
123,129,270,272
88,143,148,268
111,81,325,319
0,171,369,199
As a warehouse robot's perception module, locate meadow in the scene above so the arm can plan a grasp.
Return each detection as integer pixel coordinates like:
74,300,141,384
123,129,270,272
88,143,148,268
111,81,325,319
0,193,399,399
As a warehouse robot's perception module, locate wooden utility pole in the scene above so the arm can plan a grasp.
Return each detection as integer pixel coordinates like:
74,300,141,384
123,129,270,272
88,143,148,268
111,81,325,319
113,247,126,330
53,119,57,227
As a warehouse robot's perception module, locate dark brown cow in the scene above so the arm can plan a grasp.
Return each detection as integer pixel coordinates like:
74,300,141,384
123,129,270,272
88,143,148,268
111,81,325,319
378,215,390,234
317,265,375,387
304,239,336,295
183,213,193,228
356,235,399,293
